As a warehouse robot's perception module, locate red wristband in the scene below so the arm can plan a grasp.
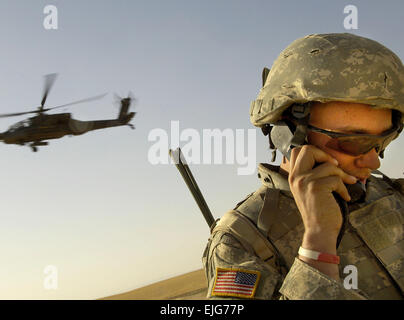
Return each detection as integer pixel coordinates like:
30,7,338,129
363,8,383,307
298,246,340,264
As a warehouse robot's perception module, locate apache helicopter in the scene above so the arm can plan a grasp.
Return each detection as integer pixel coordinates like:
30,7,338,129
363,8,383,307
0,74,136,152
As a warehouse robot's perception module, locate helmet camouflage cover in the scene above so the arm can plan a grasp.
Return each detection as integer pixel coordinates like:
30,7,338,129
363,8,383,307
250,33,404,127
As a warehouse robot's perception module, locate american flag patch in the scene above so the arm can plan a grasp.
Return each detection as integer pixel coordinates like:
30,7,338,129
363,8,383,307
212,267,261,298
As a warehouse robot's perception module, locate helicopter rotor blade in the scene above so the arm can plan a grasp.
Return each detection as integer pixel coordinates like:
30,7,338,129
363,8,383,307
41,73,58,109
127,92,137,105
113,93,122,106
114,93,122,101
0,93,108,118
0,110,39,118
45,93,108,111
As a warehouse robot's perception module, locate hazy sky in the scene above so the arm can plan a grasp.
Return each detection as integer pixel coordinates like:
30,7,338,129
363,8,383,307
0,0,403,299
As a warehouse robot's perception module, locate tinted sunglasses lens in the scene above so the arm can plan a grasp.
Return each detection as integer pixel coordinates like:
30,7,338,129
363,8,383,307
325,133,397,156
335,137,377,155
312,125,399,156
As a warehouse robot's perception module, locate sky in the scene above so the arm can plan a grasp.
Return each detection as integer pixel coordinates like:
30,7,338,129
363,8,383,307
0,0,403,299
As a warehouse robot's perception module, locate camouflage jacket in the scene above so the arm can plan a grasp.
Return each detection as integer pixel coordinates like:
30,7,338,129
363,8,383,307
202,163,404,300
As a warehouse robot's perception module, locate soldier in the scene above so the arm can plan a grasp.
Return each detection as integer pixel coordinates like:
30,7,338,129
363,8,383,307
202,33,404,300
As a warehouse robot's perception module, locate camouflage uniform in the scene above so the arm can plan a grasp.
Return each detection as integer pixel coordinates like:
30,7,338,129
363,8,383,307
203,163,404,299
202,33,404,300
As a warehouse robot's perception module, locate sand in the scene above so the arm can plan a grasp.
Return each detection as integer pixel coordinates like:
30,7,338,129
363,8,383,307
100,269,208,300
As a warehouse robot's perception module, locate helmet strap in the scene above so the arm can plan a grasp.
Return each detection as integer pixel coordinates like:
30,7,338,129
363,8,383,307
261,124,277,162
268,103,311,162
262,67,270,87
289,103,311,150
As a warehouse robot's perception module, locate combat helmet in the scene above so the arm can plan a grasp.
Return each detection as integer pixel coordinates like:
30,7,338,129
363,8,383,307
250,33,404,160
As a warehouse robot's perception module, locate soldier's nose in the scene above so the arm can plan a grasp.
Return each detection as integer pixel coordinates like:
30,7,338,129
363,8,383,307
354,148,380,170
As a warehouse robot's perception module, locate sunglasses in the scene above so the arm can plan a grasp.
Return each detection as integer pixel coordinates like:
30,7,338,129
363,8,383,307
307,123,401,156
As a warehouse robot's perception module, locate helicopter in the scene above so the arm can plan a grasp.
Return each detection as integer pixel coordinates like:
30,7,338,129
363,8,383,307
0,74,136,152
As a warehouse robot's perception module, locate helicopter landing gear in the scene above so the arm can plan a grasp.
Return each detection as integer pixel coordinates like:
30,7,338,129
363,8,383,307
30,141,48,152
128,123,135,130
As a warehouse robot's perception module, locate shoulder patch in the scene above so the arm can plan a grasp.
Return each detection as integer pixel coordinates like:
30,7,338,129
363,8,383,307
211,267,261,299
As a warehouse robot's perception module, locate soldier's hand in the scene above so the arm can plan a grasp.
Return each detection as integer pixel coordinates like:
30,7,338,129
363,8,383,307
288,145,357,251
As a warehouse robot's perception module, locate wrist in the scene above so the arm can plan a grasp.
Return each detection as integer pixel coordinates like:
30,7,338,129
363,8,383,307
302,231,338,254
298,247,340,264
299,236,340,281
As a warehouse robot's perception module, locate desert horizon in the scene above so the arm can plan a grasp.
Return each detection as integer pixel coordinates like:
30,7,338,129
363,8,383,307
100,269,208,300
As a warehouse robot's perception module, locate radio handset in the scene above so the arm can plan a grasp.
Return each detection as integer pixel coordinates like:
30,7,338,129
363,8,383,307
270,123,366,248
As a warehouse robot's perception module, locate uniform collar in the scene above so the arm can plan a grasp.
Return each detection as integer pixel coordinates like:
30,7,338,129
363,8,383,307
257,163,290,191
